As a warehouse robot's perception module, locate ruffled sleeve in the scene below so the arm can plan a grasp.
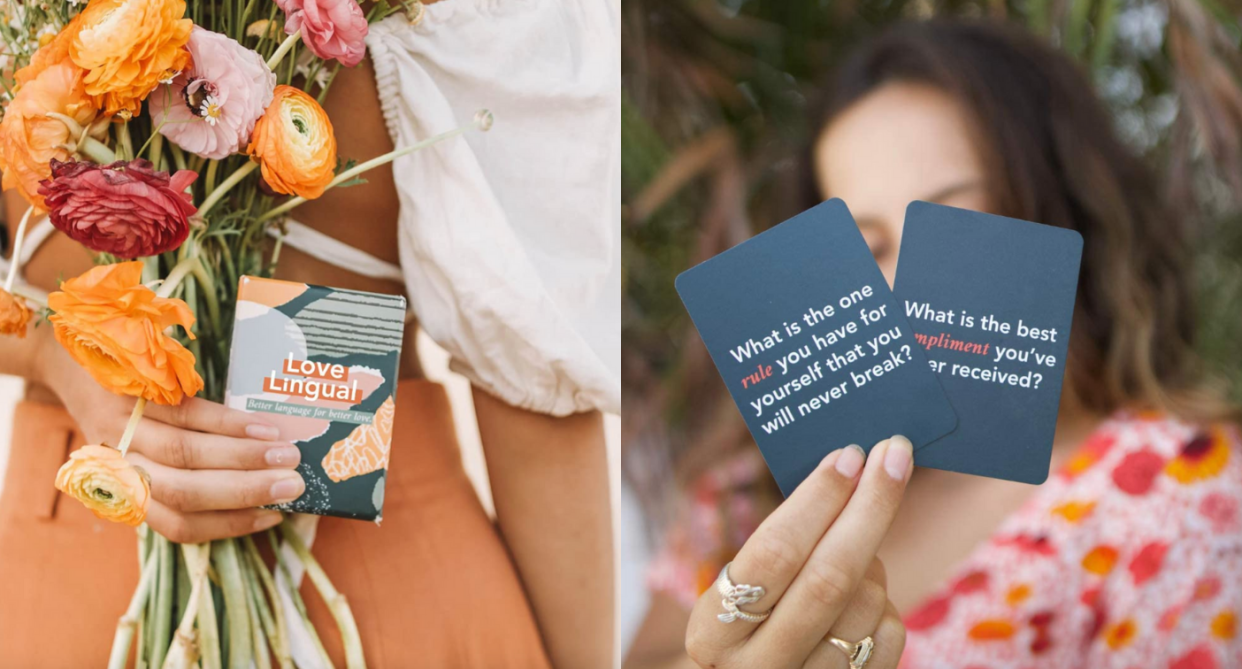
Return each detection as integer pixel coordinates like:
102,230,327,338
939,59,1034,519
364,0,620,416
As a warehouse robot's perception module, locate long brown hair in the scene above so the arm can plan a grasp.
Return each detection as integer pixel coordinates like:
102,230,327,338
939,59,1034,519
815,20,1234,422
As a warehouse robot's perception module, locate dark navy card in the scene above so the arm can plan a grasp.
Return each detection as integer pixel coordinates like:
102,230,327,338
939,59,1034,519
894,201,1083,484
676,199,958,496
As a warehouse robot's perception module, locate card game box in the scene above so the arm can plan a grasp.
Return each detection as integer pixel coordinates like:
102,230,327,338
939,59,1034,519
224,276,407,521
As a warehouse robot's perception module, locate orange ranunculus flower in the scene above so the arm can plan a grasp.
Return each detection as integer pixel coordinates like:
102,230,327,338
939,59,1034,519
248,85,337,199
0,288,33,337
69,0,192,115
55,444,150,526
0,60,98,209
48,261,203,405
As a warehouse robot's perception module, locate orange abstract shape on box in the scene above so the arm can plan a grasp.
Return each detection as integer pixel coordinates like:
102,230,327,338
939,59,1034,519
238,275,308,309
322,396,395,482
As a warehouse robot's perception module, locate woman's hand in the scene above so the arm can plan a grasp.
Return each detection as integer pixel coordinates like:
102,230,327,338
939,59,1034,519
37,336,304,543
685,436,913,669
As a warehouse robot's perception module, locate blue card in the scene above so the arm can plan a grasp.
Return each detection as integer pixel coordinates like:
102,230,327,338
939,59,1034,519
676,199,959,496
894,201,1083,484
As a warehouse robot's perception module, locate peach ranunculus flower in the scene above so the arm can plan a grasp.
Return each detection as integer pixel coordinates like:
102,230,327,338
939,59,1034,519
69,0,193,116
247,85,337,199
48,261,204,405
54,444,150,526
0,288,33,337
0,59,98,209
15,13,83,89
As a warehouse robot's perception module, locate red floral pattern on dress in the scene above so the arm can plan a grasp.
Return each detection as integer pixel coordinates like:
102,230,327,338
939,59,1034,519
894,414,1242,668
647,413,1242,668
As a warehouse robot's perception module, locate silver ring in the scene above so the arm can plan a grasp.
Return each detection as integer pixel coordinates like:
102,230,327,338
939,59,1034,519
714,562,771,624
827,634,875,669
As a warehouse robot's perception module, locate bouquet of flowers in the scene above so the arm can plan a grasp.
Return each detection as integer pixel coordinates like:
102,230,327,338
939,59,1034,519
0,1,489,667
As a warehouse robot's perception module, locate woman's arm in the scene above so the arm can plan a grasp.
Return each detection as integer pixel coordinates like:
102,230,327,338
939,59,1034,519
0,312,52,382
472,386,615,669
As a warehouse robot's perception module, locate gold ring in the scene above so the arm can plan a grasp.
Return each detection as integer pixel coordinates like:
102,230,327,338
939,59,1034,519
827,634,874,668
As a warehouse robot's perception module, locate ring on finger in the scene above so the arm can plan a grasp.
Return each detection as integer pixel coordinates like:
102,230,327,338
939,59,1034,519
715,562,772,624
826,634,874,669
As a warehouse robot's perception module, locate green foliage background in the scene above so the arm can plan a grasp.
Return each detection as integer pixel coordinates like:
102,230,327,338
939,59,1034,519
622,0,1242,502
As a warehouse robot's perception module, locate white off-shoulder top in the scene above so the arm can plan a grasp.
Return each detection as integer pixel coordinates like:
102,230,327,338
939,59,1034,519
360,1,621,417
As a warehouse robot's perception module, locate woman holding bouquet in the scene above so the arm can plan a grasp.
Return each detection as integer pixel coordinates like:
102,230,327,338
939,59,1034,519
0,0,618,667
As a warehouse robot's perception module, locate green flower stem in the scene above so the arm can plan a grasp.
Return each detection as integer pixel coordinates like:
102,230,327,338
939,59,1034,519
205,159,220,197
3,206,33,292
117,397,147,456
257,112,493,224
170,144,187,172
240,554,273,669
268,528,334,668
173,548,190,640
239,0,259,34
279,520,366,669
144,131,165,170
155,256,200,299
197,160,259,219
135,608,146,669
118,122,134,162
184,269,205,382
195,542,222,669
315,64,341,105
79,135,117,164
266,29,301,70
142,256,160,284
243,536,293,669
211,539,253,668
149,536,175,669
189,259,222,337
107,540,159,669
162,544,211,669
138,525,151,571
218,241,237,288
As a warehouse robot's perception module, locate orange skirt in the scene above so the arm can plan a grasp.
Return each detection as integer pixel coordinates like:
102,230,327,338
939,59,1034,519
0,380,551,668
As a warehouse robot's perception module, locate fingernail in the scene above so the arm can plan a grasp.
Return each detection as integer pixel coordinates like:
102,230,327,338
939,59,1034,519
269,474,305,503
253,512,283,532
885,435,914,481
265,445,301,467
835,444,865,478
246,423,281,441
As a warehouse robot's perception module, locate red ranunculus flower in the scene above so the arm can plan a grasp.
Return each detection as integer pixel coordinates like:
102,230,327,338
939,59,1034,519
38,159,198,259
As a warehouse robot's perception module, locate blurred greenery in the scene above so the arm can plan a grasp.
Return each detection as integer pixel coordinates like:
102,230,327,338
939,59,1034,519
622,0,1242,499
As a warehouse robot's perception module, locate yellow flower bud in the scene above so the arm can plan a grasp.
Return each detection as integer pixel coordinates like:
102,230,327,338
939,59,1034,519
54,444,151,526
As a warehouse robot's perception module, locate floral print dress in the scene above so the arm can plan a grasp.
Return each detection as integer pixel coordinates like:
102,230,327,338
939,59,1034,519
647,413,1242,668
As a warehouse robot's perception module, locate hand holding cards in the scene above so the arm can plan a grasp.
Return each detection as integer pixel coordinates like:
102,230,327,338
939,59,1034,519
677,199,1083,493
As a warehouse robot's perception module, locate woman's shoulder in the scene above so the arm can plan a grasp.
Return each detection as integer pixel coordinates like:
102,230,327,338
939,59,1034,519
902,412,1242,668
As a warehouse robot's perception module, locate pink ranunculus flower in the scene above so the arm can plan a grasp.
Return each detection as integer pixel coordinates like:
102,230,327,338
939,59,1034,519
149,27,276,160
38,159,198,259
277,0,369,67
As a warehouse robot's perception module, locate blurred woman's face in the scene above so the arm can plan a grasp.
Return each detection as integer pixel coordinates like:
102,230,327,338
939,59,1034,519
814,82,990,286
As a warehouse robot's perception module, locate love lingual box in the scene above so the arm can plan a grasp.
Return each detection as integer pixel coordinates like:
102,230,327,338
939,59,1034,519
224,276,407,521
